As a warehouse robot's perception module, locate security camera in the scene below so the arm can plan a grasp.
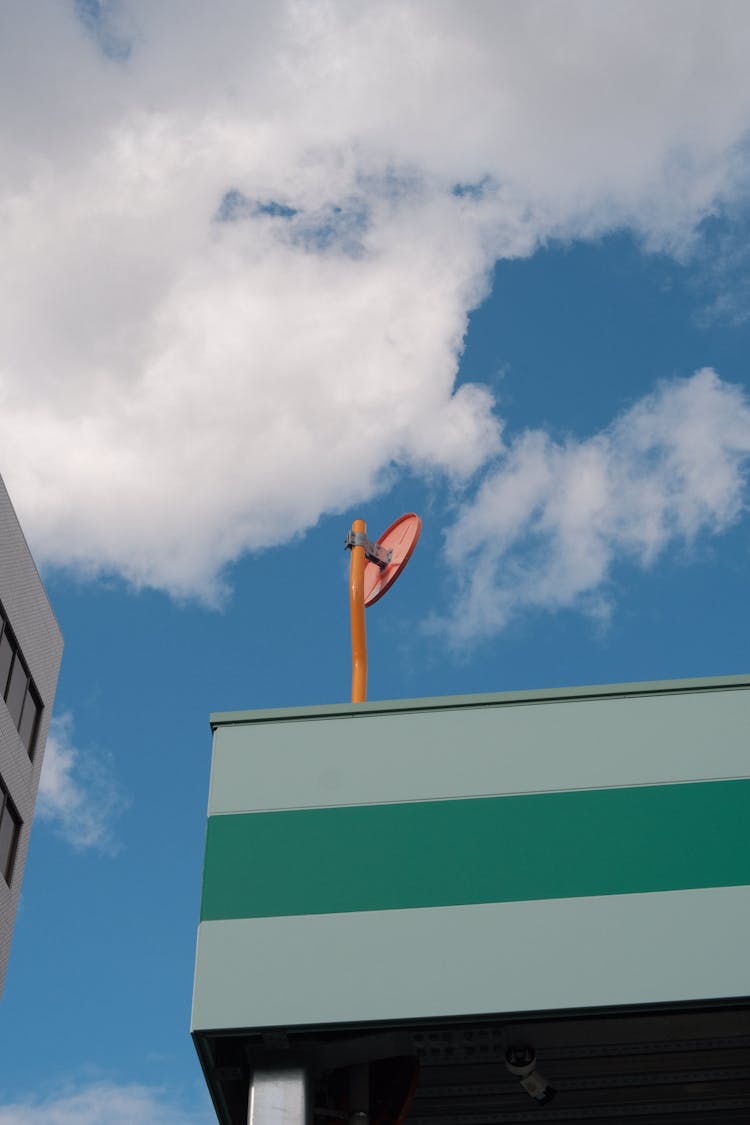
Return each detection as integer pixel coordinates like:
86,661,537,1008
504,1046,555,1104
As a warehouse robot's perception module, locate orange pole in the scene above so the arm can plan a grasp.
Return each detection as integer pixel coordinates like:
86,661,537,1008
349,518,367,702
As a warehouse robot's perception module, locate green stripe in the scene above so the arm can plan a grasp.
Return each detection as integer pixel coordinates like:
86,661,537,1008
200,779,750,921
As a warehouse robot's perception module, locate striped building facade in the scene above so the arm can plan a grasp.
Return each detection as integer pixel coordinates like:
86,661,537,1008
193,677,750,1123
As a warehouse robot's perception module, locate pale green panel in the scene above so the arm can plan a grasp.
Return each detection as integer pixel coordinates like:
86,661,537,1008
208,683,750,815
192,885,750,1032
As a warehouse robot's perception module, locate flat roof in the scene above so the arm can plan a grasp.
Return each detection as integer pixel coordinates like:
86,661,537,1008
210,672,750,728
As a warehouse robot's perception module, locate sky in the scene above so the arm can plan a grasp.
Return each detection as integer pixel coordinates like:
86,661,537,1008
2,1,750,1120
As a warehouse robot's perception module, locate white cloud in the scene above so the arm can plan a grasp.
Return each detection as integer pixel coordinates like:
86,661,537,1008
440,370,750,641
0,1082,208,1125
37,714,126,852
2,3,750,599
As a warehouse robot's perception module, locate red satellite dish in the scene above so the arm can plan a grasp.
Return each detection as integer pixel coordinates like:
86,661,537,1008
363,513,422,607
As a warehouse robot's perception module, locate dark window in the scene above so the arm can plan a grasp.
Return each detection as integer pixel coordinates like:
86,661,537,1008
5,655,28,728
0,778,21,885
0,599,43,757
18,687,41,753
0,625,12,697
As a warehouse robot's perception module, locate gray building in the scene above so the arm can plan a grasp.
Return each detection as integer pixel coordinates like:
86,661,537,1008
0,473,63,997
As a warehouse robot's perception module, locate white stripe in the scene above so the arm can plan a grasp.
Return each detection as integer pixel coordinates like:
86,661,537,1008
192,884,750,1032
208,687,750,815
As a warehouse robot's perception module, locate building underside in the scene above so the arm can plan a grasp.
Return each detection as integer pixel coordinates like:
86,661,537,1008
195,998,750,1124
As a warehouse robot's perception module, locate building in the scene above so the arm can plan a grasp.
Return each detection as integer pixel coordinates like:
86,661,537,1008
193,675,750,1124
0,473,63,997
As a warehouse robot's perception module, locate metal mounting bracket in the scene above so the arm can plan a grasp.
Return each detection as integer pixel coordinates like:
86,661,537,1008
344,531,392,570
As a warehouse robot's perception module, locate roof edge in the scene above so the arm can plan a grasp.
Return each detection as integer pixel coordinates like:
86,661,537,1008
210,672,750,729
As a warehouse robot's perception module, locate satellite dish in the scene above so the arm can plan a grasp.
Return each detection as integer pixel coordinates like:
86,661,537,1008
345,513,421,702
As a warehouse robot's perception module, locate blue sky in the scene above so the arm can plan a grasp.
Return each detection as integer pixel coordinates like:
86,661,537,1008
2,3,750,1121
